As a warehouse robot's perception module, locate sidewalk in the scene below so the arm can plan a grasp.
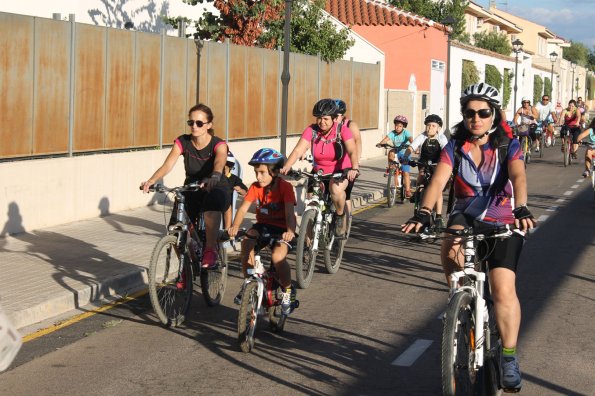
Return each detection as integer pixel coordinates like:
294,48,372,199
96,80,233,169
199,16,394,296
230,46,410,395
0,156,393,331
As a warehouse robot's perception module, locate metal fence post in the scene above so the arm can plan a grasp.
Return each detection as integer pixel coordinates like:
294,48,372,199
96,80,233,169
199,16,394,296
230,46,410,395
225,38,230,142
159,28,165,148
68,15,76,156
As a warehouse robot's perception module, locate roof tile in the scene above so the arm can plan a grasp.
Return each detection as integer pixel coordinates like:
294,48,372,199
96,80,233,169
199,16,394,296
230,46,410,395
325,0,433,27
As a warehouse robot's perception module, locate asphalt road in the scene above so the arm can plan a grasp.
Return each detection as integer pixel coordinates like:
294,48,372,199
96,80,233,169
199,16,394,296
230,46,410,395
1,146,594,395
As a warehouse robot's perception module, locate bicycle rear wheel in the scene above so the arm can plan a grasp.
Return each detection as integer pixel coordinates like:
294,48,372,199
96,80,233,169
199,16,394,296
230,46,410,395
295,209,318,289
442,291,477,396
148,235,193,327
387,169,396,207
237,281,259,353
200,246,228,306
324,214,351,274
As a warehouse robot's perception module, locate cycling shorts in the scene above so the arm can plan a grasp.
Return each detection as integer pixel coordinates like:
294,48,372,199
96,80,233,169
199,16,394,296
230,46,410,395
570,126,582,144
307,173,355,200
249,223,296,250
396,151,412,172
446,214,524,273
173,186,231,225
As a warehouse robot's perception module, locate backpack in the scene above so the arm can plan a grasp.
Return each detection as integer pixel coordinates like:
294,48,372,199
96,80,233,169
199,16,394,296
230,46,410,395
446,136,512,215
311,123,345,161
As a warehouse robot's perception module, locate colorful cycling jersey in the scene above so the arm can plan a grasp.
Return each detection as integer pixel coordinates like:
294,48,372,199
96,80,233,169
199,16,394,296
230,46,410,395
440,138,523,225
244,178,296,229
387,129,412,154
301,123,354,174
409,132,448,163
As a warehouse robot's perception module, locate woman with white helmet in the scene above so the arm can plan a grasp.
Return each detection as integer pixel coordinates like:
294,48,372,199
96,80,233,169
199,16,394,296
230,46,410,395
402,83,536,393
513,96,539,151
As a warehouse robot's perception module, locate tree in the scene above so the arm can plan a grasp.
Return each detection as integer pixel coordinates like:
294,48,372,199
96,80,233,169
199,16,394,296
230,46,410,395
502,69,513,110
462,60,480,92
473,31,512,56
544,76,552,97
485,64,502,91
389,0,469,41
166,0,354,62
533,75,543,104
563,41,589,66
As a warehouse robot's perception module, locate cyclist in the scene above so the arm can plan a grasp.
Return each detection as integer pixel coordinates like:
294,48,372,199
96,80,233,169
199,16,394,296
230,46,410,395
402,114,448,225
577,96,589,128
576,118,595,177
376,115,413,199
281,99,360,238
222,152,248,230
535,94,558,150
513,96,538,151
141,103,230,269
560,99,582,159
402,83,536,393
335,99,361,226
228,148,297,314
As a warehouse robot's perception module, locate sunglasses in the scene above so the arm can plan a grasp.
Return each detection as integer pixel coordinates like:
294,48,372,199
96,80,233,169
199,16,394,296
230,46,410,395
542,98,549,101
186,119,208,127
463,108,492,119
522,101,530,104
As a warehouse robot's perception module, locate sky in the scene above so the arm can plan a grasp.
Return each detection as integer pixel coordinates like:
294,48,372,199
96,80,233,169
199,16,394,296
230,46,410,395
480,0,595,48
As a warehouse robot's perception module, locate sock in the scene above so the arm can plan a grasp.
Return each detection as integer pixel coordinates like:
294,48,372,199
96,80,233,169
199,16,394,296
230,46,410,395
503,347,517,357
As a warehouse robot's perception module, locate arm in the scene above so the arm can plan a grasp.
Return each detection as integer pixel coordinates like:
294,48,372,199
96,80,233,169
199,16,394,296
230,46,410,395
349,121,362,160
281,137,310,174
512,109,521,124
531,107,539,121
141,144,181,193
550,110,558,124
203,142,228,191
376,135,390,146
401,161,453,233
228,199,252,237
282,202,297,242
344,138,359,182
508,159,536,231
576,129,590,141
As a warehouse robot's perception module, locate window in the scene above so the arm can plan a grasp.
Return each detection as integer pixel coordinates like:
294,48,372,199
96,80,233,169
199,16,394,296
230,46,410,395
432,60,445,71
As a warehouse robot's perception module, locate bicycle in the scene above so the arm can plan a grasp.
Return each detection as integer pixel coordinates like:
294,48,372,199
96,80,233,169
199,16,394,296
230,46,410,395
579,141,595,202
145,183,228,327
377,143,405,207
410,159,436,219
419,224,524,395
233,230,299,353
288,169,352,289
536,124,544,159
560,126,573,167
516,131,531,166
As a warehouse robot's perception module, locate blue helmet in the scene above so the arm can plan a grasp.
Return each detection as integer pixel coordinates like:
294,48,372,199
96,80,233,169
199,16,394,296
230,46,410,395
248,148,285,170
334,99,347,114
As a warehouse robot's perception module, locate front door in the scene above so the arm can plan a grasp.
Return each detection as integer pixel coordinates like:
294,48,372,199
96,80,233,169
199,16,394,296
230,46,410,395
430,60,445,118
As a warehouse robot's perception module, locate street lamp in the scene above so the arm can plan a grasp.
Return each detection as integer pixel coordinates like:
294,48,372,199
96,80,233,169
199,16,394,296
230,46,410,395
512,39,523,113
279,0,293,156
549,51,558,97
571,62,577,100
441,16,456,135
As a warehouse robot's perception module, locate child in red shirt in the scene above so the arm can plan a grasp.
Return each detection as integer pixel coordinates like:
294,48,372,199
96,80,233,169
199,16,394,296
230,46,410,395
228,148,297,315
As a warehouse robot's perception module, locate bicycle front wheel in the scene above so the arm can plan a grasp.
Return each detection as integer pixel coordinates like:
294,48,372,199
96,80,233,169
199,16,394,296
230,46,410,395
563,138,570,167
324,214,351,274
539,133,544,158
148,235,193,327
200,246,228,306
387,169,396,207
237,281,259,353
295,209,318,289
442,291,477,396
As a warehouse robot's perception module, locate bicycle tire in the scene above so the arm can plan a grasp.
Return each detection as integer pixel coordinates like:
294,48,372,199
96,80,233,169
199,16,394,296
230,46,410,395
200,246,228,307
481,299,503,396
563,138,569,167
442,291,477,396
324,213,351,274
539,133,544,158
237,281,259,353
521,136,530,165
148,234,193,327
398,172,405,204
295,209,318,289
387,168,396,207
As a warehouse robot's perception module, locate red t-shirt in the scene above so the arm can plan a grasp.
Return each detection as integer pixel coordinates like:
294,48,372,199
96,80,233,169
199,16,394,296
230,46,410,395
244,178,296,229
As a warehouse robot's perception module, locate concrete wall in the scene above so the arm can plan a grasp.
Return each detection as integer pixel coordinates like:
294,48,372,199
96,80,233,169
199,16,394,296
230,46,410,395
0,129,383,236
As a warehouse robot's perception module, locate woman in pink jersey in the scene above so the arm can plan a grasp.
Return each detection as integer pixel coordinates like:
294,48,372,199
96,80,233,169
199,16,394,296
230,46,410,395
281,99,359,237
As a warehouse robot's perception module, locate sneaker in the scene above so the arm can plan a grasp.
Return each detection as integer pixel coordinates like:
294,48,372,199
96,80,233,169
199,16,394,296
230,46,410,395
280,286,296,315
583,170,590,178
201,248,219,269
334,213,346,238
501,355,522,392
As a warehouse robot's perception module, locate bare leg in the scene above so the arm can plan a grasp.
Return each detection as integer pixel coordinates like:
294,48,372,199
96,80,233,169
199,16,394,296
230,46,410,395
271,243,291,288
204,211,222,251
490,268,521,349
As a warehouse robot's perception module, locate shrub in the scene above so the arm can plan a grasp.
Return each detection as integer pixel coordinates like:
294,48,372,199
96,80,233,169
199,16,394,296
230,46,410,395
533,75,543,104
462,60,480,92
544,77,552,97
485,65,502,91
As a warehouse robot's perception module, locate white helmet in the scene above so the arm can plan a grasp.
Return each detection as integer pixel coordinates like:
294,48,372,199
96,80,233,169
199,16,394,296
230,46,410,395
460,83,501,108
521,96,531,103
226,151,236,167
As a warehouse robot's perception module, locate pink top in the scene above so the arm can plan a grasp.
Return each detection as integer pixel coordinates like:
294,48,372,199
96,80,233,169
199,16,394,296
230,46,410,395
301,123,354,174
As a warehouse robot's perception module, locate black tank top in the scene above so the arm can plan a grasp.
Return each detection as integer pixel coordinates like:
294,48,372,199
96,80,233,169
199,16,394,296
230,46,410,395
419,137,442,163
176,134,226,183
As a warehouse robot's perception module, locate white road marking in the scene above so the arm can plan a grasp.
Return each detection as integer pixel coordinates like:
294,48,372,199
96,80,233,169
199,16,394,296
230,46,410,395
537,214,549,222
392,339,433,367
556,198,566,203
571,184,579,189
577,179,585,183
546,206,558,212
563,191,573,196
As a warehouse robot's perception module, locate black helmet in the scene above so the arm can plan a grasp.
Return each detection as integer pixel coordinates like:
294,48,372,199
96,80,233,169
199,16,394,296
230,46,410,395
312,99,339,117
424,114,443,127
334,99,347,114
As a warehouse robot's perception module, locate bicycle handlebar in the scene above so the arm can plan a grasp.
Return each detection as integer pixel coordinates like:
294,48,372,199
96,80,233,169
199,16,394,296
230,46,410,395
286,169,346,181
140,182,203,193
418,224,524,241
